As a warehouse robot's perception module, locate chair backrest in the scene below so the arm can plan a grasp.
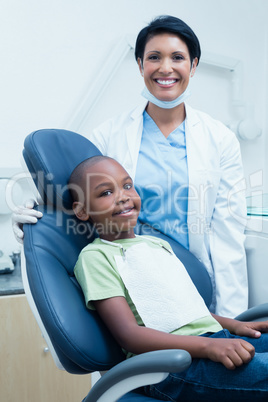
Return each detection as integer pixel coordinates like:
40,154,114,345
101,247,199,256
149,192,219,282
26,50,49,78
22,129,212,375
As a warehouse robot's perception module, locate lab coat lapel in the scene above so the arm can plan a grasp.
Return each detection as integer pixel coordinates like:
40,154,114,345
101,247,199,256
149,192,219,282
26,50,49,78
185,105,206,258
125,101,147,180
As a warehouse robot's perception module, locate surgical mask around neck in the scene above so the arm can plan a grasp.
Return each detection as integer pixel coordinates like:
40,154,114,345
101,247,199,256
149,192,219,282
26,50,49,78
141,84,191,109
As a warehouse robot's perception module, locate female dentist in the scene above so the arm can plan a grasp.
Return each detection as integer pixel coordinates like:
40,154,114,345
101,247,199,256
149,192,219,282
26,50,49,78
13,15,248,318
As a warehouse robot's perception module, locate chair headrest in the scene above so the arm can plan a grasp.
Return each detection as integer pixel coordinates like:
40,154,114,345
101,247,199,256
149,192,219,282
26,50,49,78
23,129,102,210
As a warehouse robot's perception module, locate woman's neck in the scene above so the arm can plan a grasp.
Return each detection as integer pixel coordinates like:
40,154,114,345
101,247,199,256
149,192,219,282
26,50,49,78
146,102,186,138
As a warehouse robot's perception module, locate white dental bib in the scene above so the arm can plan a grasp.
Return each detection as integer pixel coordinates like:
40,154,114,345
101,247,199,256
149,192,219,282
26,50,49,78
101,237,209,333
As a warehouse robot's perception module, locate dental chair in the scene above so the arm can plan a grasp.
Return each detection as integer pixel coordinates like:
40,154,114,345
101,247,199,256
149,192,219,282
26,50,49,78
21,129,268,402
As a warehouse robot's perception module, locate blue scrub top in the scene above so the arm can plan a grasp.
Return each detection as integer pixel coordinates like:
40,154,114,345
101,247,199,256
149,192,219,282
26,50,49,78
135,111,189,249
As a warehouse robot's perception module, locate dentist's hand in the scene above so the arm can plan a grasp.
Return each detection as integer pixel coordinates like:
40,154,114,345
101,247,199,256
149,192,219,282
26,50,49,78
12,199,43,244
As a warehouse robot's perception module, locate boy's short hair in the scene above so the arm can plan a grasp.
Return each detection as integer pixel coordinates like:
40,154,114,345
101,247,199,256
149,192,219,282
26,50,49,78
68,155,114,203
135,15,201,66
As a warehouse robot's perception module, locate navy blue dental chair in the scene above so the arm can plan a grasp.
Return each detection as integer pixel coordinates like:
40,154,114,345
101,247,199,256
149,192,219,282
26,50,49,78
21,129,268,402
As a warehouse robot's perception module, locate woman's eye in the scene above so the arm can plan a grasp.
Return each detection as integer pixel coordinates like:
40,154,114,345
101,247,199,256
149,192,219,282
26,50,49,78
173,54,184,61
148,55,159,61
124,183,133,190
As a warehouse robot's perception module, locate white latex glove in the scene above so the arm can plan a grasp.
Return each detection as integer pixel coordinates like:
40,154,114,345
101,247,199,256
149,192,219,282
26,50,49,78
12,199,43,244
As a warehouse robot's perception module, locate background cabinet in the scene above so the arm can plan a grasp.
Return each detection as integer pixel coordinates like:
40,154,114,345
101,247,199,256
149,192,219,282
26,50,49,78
0,294,92,402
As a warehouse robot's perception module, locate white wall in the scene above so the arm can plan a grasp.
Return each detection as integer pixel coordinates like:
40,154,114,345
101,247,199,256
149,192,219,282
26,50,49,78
0,0,268,253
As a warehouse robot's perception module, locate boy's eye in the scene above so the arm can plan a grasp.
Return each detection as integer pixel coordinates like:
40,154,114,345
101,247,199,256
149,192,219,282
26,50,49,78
100,190,112,197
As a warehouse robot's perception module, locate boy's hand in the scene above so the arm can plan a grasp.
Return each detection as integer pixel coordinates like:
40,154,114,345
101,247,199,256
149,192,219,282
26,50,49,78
206,338,255,370
232,320,268,338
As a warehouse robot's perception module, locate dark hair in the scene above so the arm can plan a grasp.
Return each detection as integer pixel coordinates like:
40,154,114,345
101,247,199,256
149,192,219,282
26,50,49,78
135,15,201,66
68,155,114,203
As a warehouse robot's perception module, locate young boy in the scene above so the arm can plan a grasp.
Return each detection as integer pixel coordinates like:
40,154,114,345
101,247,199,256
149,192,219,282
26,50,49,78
70,155,268,401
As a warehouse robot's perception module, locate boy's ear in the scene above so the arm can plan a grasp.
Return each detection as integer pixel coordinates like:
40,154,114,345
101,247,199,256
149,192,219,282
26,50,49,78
72,202,90,221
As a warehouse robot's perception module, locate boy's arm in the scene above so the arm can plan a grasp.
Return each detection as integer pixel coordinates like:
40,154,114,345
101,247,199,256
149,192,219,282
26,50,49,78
94,296,255,370
211,313,268,338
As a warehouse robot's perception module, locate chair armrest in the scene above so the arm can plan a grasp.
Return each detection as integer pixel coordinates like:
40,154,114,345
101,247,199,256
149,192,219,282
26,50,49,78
235,302,268,321
83,349,191,402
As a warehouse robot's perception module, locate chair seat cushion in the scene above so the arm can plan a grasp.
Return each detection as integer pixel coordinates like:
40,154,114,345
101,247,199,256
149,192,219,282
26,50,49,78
118,389,159,401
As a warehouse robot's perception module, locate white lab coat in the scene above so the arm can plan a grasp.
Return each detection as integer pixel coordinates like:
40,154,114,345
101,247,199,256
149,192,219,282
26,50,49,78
88,101,248,317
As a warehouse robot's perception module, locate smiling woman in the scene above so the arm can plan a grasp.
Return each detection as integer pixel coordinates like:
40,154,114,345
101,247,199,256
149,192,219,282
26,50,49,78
138,33,197,107
89,15,248,321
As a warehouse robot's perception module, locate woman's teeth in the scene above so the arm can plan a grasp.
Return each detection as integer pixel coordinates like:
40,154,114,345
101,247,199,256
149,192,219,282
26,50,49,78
156,79,176,85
